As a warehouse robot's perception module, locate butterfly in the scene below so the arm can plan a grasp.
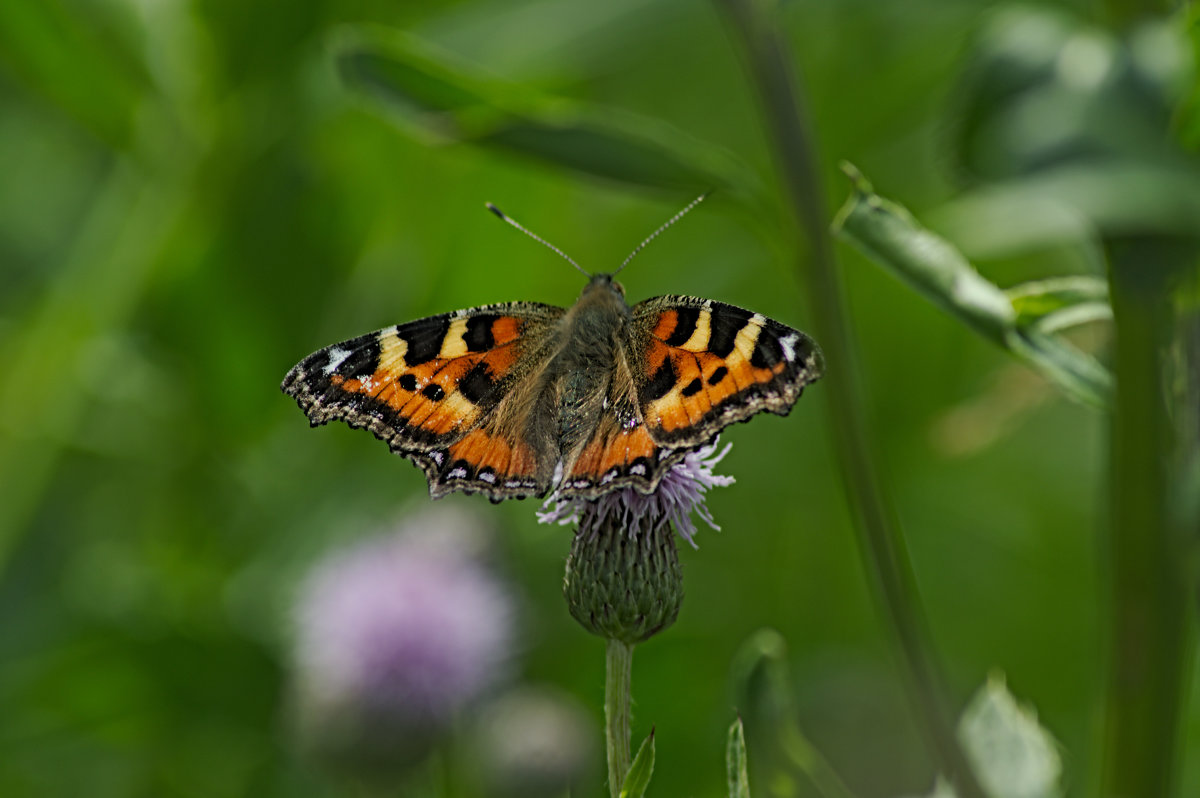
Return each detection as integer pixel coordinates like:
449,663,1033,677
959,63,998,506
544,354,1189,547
282,199,823,502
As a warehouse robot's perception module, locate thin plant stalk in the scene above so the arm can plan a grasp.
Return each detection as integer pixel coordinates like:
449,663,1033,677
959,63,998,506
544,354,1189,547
716,1,984,794
1100,243,1195,796
1102,0,1173,29
606,639,634,797
1098,0,1196,777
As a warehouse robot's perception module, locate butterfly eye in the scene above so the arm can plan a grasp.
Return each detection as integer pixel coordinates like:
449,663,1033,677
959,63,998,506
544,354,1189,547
612,280,626,297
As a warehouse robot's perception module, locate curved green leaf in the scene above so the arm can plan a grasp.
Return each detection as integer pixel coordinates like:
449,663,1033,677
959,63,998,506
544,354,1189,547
333,26,757,197
1005,277,1109,322
833,164,1113,407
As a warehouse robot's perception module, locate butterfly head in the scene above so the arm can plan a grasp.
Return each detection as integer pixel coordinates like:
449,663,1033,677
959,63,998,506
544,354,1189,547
583,272,626,300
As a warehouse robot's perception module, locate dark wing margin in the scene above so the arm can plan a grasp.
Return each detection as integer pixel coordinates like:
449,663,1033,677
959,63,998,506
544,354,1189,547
282,301,565,500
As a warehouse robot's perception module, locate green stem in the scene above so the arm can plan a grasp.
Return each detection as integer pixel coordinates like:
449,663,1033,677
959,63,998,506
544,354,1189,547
736,630,860,798
606,638,634,798
716,2,984,795
780,724,860,798
1100,242,1194,797
1101,0,1172,30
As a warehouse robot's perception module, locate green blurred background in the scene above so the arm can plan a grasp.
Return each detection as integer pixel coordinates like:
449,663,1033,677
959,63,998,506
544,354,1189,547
0,0,1193,796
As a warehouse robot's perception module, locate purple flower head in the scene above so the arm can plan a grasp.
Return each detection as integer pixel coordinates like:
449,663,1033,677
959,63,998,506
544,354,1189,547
291,506,515,769
538,437,734,547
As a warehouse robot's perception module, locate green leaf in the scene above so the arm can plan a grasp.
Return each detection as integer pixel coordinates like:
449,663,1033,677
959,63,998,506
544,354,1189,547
832,165,1015,345
1006,277,1112,333
832,164,1112,408
1005,276,1109,322
620,730,656,798
727,717,751,798
333,26,756,198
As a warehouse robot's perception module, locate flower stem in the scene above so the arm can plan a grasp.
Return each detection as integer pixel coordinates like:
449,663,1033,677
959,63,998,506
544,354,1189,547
1099,242,1195,796
605,639,634,797
716,1,984,795
1102,0,1171,29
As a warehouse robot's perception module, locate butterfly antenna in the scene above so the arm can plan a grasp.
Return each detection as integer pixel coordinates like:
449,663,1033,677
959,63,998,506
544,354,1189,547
486,203,590,278
613,192,709,277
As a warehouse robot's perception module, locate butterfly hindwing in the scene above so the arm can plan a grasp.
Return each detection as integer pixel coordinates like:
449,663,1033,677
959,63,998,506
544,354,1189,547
556,375,689,498
630,295,824,447
282,301,565,499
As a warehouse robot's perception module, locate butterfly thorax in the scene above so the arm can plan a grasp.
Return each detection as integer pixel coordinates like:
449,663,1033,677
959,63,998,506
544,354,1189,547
542,275,633,458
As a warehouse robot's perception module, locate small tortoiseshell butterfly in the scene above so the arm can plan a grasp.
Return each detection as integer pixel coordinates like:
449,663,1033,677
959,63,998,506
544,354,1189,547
282,198,823,502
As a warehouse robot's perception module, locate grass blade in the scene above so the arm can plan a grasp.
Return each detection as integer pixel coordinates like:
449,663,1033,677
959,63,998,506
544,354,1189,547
727,717,750,798
620,730,655,798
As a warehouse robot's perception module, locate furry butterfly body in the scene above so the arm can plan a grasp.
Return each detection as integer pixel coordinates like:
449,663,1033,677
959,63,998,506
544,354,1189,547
283,273,823,502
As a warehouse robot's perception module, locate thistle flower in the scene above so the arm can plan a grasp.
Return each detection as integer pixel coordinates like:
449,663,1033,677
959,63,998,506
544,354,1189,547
545,438,734,644
539,438,735,547
290,506,515,776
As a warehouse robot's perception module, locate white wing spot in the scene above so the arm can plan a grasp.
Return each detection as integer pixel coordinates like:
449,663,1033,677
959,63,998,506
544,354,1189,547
630,463,646,475
479,471,496,484
779,334,798,363
448,467,468,479
322,347,351,375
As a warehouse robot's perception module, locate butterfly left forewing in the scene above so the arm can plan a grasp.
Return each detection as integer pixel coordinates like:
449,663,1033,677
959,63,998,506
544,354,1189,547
282,301,565,500
629,295,823,448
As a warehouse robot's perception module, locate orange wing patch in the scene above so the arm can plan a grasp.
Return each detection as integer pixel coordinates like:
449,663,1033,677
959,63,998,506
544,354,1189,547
421,425,547,499
331,353,484,436
445,428,538,482
635,299,820,446
641,319,786,434
399,344,523,436
320,319,530,440
561,422,662,494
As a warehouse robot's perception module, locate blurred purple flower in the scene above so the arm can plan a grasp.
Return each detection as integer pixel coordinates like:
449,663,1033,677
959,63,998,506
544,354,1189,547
291,506,515,772
538,437,735,547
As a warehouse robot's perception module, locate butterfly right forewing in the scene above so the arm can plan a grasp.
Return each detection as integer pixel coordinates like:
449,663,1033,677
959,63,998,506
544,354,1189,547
630,295,823,448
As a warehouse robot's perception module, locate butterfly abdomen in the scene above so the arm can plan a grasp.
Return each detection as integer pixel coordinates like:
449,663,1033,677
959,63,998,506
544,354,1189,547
545,284,631,458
